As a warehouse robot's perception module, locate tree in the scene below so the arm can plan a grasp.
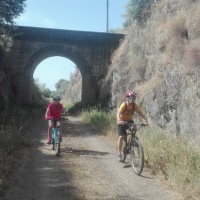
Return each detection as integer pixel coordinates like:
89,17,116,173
123,0,156,28
0,0,26,55
34,78,51,98
0,0,26,24
55,79,67,90
55,79,70,98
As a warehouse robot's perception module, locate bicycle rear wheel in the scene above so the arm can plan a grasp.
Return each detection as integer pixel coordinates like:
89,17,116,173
121,137,127,162
55,132,60,156
130,139,144,175
52,129,56,150
52,139,55,150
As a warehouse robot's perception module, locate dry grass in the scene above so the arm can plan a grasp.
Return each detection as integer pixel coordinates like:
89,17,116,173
140,126,200,200
129,40,147,81
135,74,163,102
183,39,200,74
0,106,43,189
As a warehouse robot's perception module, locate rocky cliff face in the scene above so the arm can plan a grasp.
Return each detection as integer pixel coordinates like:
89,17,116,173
101,0,200,136
64,67,82,104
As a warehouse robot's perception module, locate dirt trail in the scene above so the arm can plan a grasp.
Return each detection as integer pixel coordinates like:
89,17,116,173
2,116,181,200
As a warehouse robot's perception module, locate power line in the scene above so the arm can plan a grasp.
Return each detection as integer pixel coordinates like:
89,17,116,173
106,0,109,32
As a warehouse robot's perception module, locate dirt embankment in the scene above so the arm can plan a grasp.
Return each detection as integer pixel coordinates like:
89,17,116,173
1,116,181,200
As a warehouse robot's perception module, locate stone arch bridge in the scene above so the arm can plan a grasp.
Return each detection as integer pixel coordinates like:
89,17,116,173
2,26,124,104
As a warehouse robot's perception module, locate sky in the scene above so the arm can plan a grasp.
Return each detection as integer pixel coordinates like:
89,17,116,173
14,0,129,90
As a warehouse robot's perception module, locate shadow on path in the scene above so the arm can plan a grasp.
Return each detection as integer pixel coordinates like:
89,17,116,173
61,147,109,156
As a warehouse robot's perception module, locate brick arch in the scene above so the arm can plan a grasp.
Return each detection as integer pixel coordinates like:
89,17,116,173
23,45,96,104
2,26,124,104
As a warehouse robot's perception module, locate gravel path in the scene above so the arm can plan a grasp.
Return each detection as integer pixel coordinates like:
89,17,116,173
2,116,181,200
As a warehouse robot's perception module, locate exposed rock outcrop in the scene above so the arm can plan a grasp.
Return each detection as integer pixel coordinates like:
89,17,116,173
101,0,200,135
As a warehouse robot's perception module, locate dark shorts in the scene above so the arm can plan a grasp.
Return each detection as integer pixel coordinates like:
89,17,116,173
117,120,133,137
48,118,61,123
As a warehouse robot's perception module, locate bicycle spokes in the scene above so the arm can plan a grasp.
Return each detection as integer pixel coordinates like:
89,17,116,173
130,140,144,175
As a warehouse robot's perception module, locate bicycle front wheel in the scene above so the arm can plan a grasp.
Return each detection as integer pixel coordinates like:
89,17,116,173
130,139,144,175
55,132,60,156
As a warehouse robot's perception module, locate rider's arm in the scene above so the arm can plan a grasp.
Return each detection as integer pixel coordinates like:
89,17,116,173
117,106,125,125
116,110,122,122
45,107,50,119
137,110,148,125
61,107,68,115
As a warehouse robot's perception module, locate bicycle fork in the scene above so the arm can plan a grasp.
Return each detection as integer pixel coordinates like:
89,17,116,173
52,128,60,143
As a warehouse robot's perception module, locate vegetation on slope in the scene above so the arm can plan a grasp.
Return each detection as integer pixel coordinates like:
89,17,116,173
108,0,200,104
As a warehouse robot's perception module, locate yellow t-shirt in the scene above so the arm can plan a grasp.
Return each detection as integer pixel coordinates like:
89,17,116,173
118,102,140,122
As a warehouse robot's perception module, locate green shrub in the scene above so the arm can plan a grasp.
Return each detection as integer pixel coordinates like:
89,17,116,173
67,101,98,115
80,108,116,133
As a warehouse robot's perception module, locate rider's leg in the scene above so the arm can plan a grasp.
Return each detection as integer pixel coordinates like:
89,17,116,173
117,125,126,158
47,120,53,143
57,121,62,141
117,136,123,155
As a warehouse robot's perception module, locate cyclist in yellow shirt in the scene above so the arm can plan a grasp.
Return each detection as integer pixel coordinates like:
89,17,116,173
116,90,148,161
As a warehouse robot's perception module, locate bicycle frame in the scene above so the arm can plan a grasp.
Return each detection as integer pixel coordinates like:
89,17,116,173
127,123,138,145
122,123,137,156
52,120,61,156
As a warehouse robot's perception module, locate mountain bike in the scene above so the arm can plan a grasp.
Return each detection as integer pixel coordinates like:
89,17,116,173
121,123,146,175
51,119,61,156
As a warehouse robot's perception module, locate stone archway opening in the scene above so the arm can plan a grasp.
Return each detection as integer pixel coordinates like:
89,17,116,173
33,56,82,104
23,45,97,104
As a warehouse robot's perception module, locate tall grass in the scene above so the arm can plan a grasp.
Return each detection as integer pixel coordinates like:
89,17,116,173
80,108,116,134
140,126,200,199
80,109,200,199
0,105,43,188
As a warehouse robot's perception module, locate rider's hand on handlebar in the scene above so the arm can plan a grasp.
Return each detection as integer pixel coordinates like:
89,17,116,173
142,120,148,126
118,120,126,125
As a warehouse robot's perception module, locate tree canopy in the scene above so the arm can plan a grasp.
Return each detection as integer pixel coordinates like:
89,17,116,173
123,0,156,28
0,0,26,24
0,0,26,55
34,78,51,98
55,79,70,98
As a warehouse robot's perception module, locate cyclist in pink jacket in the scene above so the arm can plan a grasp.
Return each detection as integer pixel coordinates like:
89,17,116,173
45,96,66,144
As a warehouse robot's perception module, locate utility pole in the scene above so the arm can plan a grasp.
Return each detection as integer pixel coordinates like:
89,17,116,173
106,0,109,33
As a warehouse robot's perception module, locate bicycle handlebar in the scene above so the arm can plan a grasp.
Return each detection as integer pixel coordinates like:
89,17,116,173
45,118,62,120
125,122,148,127
135,123,148,127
